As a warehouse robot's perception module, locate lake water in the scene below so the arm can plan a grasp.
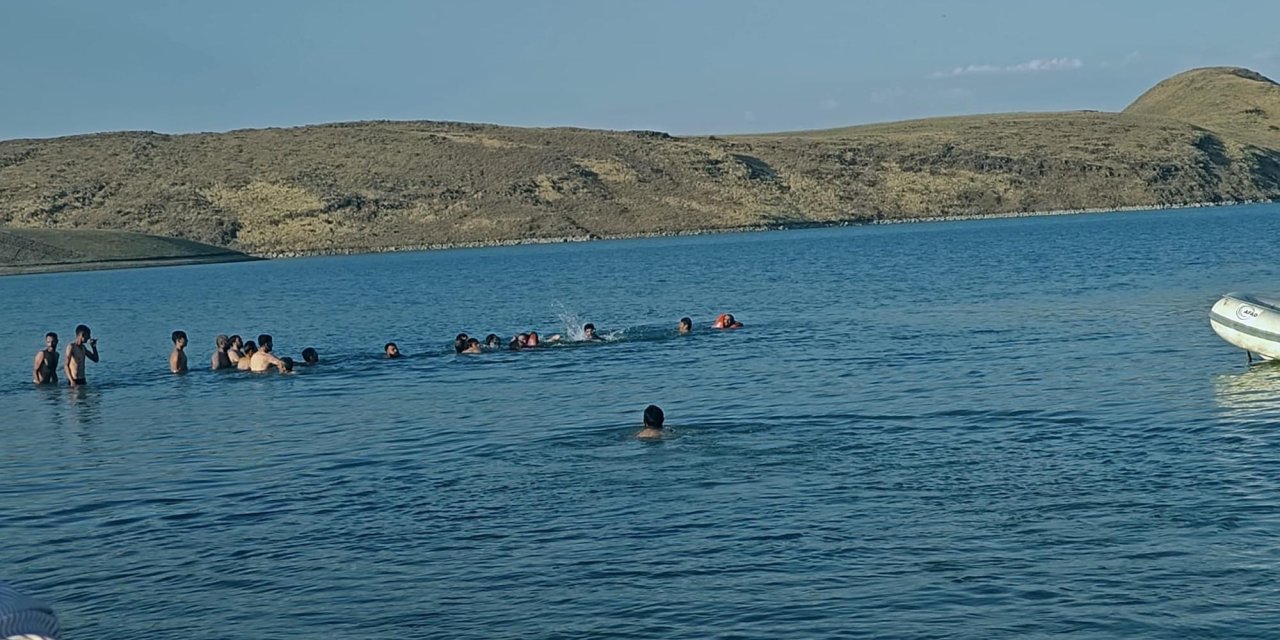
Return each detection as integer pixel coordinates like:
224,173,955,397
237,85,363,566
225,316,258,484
5,205,1280,638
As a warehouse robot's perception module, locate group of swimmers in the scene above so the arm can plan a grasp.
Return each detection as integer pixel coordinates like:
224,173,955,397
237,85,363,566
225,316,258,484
30,314,744,385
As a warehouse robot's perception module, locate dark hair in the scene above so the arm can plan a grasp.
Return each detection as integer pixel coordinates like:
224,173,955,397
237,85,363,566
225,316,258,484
258,334,273,352
281,357,295,372
243,341,257,354
583,323,595,332
229,334,241,345
75,324,91,338
45,332,58,340
301,347,318,364
679,317,692,327
172,330,187,344
466,337,480,347
216,334,229,348
454,333,469,354
384,342,397,351
643,404,665,428
485,333,500,346
509,337,522,351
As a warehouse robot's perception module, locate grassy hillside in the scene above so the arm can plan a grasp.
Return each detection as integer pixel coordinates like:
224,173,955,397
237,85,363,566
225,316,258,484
2,66,1279,260
0,228,252,274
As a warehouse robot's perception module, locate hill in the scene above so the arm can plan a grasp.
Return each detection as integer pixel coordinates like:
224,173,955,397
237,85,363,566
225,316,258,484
2,66,1279,262
0,228,254,275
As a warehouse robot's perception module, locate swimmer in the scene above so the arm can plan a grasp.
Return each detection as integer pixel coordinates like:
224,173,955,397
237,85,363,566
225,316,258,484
237,341,258,370
712,313,744,330
509,335,525,351
301,347,319,365
170,331,189,374
212,334,232,370
461,337,483,354
582,323,603,342
485,334,501,348
525,331,540,347
280,357,296,373
678,317,693,334
64,324,99,387
635,404,667,440
226,335,244,364
32,332,60,385
249,333,289,373
454,333,470,354
385,342,401,358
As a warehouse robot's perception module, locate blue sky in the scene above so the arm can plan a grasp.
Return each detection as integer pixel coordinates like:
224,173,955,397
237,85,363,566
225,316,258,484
3,0,1279,140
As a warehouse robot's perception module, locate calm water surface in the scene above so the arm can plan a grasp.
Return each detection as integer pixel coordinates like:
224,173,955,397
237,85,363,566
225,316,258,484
5,205,1280,638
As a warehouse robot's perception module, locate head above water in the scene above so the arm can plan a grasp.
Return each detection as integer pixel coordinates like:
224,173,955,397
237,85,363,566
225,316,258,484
485,334,500,347
242,341,258,355
75,324,91,340
454,333,470,354
583,323,596,339
229,335,242,348
258,334,273,352
280,357,295,373
678,317,692,333
508,336,523,351
643,404,665,428
301,347,319,364
216,334,228,350
45,332,58,347
385,342,400,358
526,331,540,347
172,330,187,346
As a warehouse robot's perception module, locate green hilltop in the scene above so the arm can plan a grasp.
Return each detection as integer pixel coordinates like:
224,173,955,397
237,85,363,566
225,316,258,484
2,66,1279,262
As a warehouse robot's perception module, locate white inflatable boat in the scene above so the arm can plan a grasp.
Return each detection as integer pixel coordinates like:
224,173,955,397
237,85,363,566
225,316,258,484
1210,292,1280,361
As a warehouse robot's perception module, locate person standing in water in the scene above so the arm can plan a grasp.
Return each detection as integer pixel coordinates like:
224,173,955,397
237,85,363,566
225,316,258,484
32,332,60,385
237,341,258,370
301,347,319,365
170,331,189,374
249,334,289,373
635,404,667,440
226,335,244,365
64,324,99,386
677,317,693,334
211,335,232,370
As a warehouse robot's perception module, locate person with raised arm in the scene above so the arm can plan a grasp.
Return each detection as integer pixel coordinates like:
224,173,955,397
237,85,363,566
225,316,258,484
64,324,99,386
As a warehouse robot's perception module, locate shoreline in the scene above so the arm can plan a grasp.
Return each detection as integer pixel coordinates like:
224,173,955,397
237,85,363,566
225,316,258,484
0,252,261,277
2,199,1269,274
255,198,1269,259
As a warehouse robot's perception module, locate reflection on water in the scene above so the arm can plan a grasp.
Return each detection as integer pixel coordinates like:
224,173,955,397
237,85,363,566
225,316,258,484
1213,361,1280,418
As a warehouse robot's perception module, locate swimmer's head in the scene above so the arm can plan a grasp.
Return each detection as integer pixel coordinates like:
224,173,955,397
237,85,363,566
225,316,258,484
643,404,665,428
508,336,523,351
258,334,273,352
678,317,692,333
485,333,501,347
385,342,400,358
242,341,258,355
172,330,187,347
454,333,469,354
75,324,91,340
216,334,228,350
229,335,242,348
301,347,319,364
280,357,295,373
45,332,58,348
583,323,596,339
526,331,539,347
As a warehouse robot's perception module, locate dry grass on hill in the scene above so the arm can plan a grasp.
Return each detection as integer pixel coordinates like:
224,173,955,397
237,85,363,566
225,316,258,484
2,66,1279,263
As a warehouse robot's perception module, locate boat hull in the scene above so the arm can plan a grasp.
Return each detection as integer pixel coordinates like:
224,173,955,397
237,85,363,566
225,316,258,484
1210,292,1280,361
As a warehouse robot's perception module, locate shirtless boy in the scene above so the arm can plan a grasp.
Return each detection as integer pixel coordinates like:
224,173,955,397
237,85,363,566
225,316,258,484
64,324,99,386
32,332,59,385
170,331,189,374
211,335,232,370
249,334,289,373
